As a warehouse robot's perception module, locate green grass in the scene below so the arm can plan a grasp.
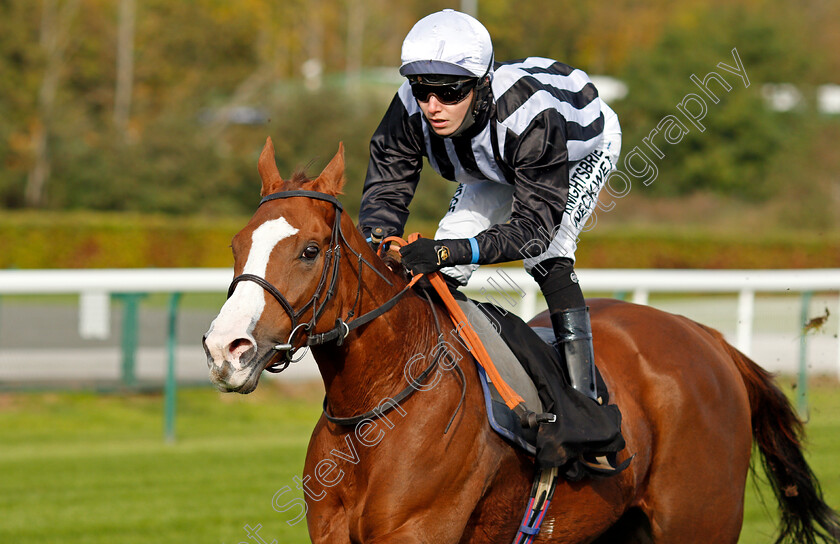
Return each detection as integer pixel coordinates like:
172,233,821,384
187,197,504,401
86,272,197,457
739,379,840,543
0,384,323,544
0,380,837,543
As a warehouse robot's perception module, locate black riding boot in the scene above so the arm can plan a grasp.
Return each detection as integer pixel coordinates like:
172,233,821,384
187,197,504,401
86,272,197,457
532,258,628,476
550,307,599,403
531,258,598,402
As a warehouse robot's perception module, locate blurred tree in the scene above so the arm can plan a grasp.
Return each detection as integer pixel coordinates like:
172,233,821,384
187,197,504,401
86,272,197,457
0,0,835,225
0,1,41,207
615,1,821,200
113,0,135,136
26,0,80,208
481,0,674,72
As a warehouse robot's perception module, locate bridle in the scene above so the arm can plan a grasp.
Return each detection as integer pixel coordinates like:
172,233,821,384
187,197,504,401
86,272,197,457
227,189,466,431
226,190,410,373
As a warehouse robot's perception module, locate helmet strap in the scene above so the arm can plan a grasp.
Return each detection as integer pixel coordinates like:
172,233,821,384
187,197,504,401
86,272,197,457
446,76,491,139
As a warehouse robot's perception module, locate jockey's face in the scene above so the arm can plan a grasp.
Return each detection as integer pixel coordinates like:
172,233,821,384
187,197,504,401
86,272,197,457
417,90,474,137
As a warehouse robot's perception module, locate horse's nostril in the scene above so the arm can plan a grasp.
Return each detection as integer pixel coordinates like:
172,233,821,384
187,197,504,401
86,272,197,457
228,338,255,360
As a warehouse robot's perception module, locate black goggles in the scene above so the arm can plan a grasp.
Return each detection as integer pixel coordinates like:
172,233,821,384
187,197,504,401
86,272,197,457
408,78,476,105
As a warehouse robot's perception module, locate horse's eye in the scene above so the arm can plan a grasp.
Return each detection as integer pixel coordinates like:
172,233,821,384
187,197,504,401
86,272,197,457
301,244,320,260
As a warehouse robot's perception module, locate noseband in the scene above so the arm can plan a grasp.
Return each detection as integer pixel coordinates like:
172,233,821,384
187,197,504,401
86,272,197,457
226,190,398,372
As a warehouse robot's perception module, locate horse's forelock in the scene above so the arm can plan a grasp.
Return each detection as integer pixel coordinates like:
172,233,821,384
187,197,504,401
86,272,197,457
262,147,344,197
289,170,310,188
287,168,343,196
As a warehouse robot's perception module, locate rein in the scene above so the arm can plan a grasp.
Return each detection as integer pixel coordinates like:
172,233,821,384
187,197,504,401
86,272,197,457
230,196,553,539
323,285,467,434
320,234,467,431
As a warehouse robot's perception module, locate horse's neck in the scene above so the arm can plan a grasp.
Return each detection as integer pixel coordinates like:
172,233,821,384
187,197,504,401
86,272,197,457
313,285,438,417
310,223,441,416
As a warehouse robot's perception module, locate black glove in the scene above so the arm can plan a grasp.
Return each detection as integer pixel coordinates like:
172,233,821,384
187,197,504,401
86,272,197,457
399,238,473,275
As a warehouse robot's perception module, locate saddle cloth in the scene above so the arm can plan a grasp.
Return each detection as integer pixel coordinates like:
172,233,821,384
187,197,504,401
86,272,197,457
454,298,619,472
456,299,541,455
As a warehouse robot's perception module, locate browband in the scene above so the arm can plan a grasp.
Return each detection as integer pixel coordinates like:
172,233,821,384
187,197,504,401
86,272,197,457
260,190,344,211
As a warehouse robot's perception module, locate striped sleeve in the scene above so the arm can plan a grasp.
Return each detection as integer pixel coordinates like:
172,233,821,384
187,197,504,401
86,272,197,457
359,85,426,239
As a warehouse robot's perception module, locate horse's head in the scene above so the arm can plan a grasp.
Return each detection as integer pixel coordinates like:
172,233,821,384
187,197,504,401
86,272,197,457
203,137,356,393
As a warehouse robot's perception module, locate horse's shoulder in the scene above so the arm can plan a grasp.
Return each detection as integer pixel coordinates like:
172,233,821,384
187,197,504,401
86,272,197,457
304,416,338,461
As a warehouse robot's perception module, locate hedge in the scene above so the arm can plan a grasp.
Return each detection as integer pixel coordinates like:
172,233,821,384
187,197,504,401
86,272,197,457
0,211,246,269
575,227,840,269
1,212,838,270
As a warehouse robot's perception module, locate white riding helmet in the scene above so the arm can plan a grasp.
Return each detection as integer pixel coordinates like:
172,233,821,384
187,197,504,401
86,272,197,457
400,9,494,79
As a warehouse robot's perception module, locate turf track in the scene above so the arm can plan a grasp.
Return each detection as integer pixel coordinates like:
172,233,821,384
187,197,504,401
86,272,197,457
0,379,837,543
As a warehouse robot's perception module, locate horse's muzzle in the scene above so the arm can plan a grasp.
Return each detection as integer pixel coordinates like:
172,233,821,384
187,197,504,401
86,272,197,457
203,332,262,393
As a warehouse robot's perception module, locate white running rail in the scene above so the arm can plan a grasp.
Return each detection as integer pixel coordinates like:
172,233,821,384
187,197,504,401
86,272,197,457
1,267,839,375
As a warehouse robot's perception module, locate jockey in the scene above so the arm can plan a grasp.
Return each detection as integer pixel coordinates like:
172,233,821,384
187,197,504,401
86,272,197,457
359,9,623,469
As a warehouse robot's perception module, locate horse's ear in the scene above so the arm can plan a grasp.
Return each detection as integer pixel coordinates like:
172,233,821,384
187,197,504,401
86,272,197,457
311,142,345,196
258,137,284,197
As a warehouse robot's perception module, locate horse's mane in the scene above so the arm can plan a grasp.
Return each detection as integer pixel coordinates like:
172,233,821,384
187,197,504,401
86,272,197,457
382,252,412,283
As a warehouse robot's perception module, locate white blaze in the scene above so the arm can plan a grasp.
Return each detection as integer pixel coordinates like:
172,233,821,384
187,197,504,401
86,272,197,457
205,217,298,369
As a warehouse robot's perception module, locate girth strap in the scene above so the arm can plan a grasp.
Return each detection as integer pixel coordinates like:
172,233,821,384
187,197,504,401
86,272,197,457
513,467,559,544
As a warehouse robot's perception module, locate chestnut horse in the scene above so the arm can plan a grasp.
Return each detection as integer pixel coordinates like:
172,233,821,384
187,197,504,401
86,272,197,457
203,139,840,544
